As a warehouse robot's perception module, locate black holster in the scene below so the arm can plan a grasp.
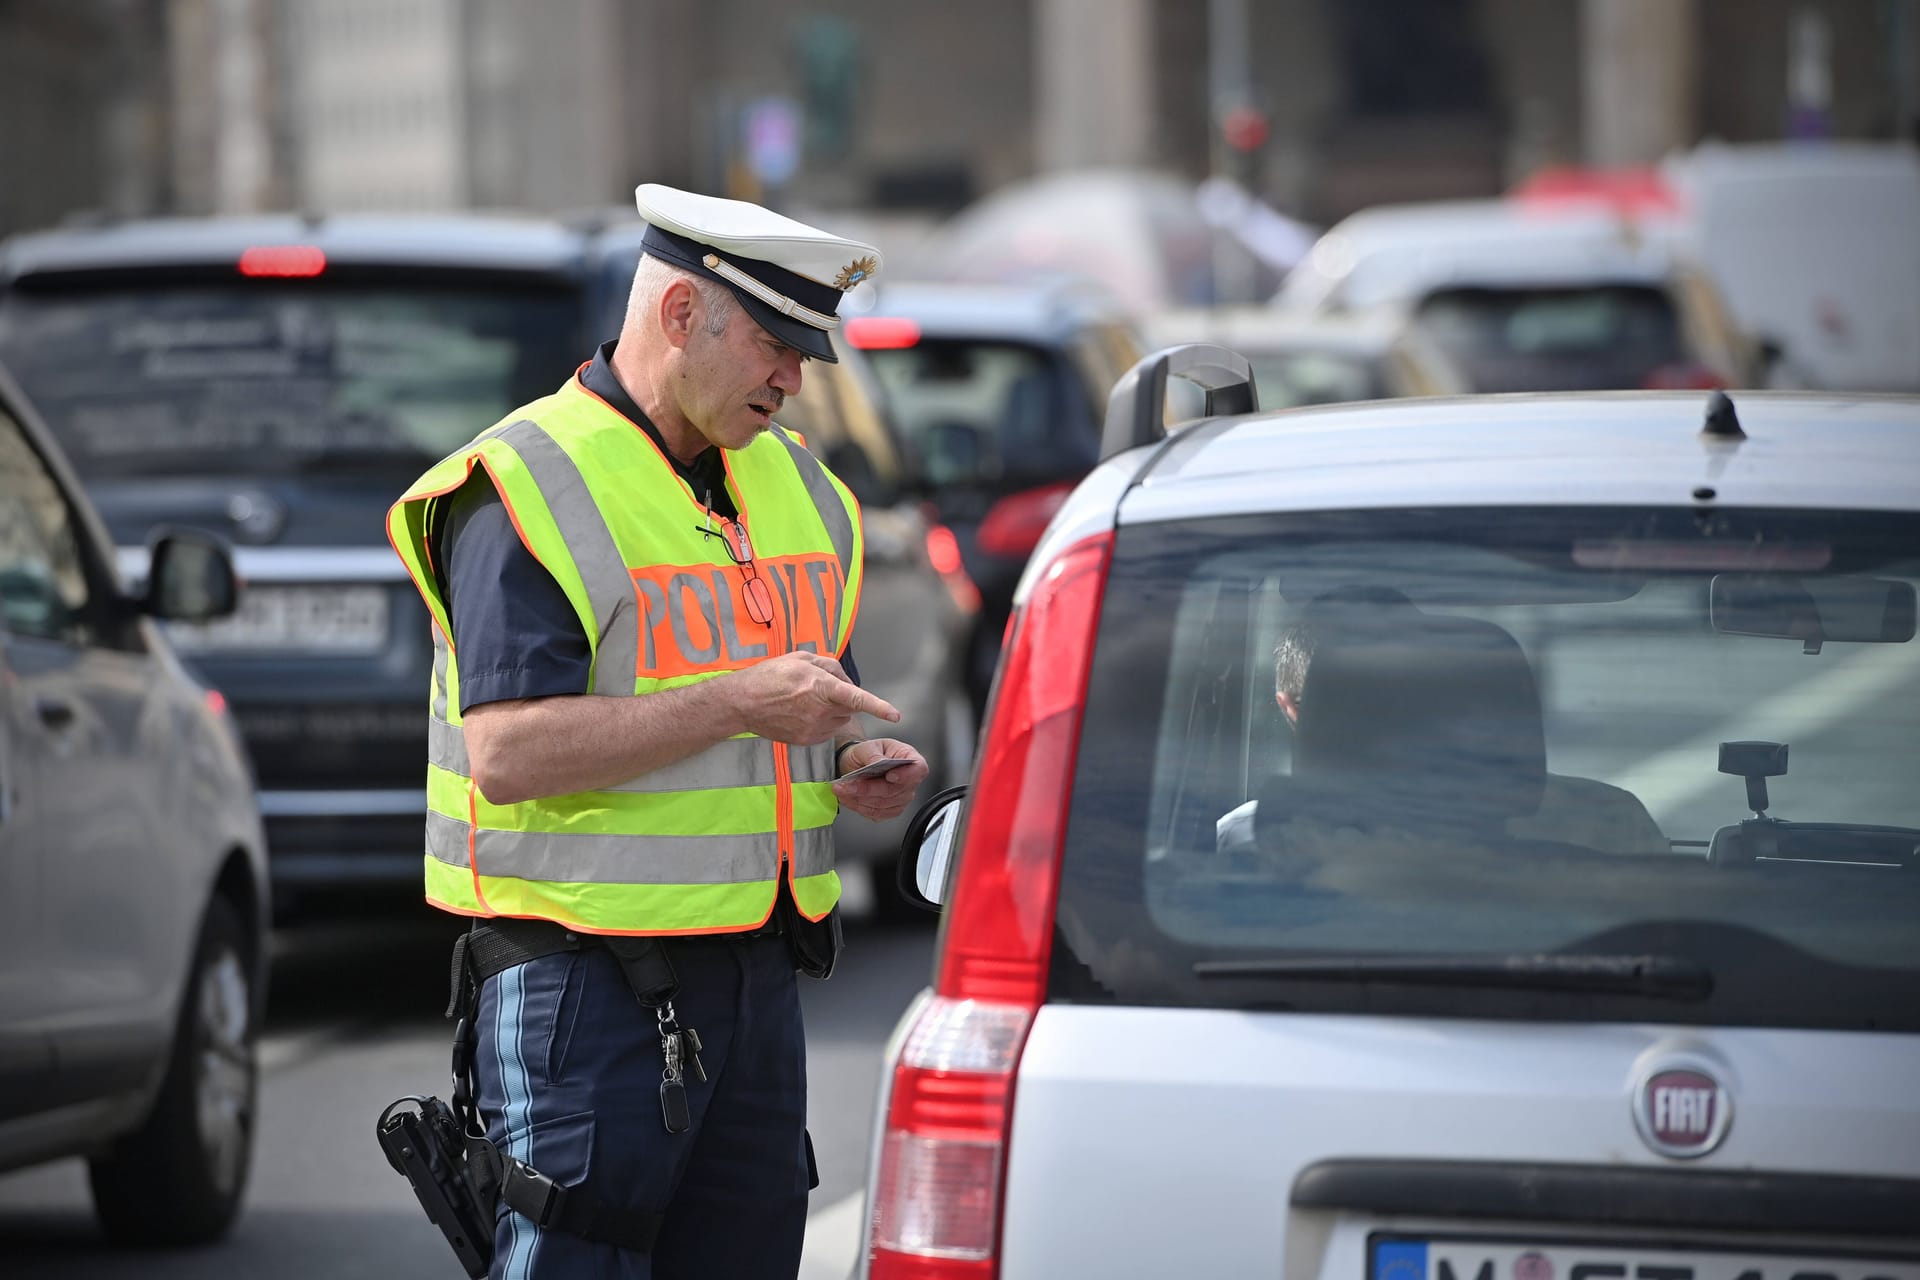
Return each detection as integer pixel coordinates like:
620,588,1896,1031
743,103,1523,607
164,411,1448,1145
376,921,673,1270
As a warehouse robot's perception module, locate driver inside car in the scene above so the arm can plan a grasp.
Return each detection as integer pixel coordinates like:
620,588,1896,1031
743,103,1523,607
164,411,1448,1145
1217,587,1668,856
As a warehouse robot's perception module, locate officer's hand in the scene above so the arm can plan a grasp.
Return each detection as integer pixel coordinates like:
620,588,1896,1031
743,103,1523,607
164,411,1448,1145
728,652,900,746
832,738,929,822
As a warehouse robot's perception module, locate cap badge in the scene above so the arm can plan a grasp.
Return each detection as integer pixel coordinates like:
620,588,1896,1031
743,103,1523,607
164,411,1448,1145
834,256,877,290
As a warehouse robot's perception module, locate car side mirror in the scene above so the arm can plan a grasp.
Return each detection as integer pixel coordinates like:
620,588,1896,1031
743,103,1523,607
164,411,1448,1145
895,786,967,912
146,529,239,623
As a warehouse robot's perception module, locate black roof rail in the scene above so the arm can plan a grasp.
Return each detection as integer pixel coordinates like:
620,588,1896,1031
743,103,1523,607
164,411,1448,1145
1099,343,1258,461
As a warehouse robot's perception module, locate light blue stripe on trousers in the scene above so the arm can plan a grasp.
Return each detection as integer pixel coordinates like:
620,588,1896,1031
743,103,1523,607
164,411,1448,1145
496,965,537,1280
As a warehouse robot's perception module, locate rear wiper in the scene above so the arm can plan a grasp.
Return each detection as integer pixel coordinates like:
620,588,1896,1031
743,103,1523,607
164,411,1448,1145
1193,952,1713,1000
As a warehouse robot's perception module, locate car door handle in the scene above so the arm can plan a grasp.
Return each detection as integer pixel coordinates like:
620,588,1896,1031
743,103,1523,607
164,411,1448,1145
33,697,76,731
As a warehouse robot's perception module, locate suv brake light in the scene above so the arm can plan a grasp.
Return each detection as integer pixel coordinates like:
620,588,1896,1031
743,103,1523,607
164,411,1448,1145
976,483,1074,560
869,532,1112,1278
846,316,922,349
925,523,982,613
238,245,326,277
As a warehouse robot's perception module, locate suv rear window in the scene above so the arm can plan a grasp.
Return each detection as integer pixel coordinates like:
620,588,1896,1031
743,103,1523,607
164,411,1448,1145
1052,507,1920,1032
865,339,1098,489
0,280,581,480
1411,285,1686,391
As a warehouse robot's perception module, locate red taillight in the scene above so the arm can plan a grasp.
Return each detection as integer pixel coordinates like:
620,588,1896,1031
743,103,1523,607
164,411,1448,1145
976,483,1074,560
868,532,1112,1278
238,245,326,277
924,524,981,613
1642,361,1727,390
1511,164,1681,217
205,689,228,717
846,316,922,349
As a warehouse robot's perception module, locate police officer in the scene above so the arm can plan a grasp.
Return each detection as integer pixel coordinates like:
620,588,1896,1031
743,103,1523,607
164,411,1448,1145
388,184,928,1279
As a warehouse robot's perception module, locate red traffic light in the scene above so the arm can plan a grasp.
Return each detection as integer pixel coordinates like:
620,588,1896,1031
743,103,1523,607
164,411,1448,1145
1221,106,1268,153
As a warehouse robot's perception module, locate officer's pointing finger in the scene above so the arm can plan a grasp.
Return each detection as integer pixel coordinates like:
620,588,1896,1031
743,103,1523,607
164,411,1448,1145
831,681,900,722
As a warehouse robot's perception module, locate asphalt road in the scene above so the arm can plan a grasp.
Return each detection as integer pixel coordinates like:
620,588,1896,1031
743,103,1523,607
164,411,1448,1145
0,897,937,1280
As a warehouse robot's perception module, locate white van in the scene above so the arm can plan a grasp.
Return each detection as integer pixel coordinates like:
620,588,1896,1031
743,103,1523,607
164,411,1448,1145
1662,142,1920,392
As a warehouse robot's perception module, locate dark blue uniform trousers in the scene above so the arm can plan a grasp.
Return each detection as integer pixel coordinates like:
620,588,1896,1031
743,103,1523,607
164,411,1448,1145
474,933,813,1279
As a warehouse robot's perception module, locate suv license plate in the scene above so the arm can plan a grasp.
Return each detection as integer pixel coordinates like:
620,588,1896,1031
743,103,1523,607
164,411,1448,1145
167,585,390,655
1370,1235,1920,1280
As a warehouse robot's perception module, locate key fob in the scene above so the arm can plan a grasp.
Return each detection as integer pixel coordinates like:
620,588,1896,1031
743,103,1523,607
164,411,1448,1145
681,1027,708,1083
660,1078,691,1134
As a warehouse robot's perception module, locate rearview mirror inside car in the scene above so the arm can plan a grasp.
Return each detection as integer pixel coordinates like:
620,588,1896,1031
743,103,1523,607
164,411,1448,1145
146,529,239,623
1709,573,1917,647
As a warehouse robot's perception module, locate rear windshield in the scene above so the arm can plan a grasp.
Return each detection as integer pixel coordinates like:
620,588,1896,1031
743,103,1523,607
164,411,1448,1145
0,281,581,480
1052,507,1920,1032
864,339,1098,490
1411,285,1686,392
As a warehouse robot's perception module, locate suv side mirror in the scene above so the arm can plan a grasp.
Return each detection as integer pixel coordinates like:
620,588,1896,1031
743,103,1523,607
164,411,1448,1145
896,786,967,912
146,529,238,623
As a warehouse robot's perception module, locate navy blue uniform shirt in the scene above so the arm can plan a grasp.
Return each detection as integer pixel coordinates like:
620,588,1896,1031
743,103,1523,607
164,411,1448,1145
440,340,854,712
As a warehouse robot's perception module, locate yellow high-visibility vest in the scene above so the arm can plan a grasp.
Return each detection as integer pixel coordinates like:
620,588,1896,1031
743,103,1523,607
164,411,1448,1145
387,374,863,935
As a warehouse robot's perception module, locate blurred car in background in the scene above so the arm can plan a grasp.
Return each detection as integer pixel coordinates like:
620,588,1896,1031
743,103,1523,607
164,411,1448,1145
1274,197,1762,392
1147,306,1469,409
585,224,977,886
842,280,1141,719
920,168,1292,313
0,361,268,1245
0,214,594,913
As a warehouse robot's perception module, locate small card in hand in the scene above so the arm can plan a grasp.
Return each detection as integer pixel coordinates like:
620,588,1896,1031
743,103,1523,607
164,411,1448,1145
837,757,913,782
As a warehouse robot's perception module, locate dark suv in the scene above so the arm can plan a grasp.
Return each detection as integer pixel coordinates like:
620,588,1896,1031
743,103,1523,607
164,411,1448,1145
0,215,593,910
842,281,1140,718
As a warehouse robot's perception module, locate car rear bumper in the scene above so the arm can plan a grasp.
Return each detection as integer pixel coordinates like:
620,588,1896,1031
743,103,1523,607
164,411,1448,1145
261,790,425,889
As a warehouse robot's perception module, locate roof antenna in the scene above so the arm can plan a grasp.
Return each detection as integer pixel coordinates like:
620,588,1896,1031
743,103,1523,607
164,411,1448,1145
1700,390,1745,441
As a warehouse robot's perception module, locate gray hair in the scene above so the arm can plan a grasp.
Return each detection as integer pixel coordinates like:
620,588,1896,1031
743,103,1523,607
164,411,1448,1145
625,254,738,337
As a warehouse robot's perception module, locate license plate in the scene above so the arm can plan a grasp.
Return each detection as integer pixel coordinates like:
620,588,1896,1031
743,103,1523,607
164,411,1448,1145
167,585,390,654
1371,1235,1920,1280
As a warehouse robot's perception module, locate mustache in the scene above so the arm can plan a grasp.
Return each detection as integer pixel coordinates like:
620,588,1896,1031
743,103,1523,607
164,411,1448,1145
753,389,785,410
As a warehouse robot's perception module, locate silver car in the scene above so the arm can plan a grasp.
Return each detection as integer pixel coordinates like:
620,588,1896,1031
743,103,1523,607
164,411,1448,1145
873,350,1920,1277
0,363,268,1244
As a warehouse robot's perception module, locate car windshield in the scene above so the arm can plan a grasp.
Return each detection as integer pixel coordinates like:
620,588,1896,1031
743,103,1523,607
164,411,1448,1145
0,282,581,479
1052,506,1920,1031
864,338,1098,489
1411,285,1687,391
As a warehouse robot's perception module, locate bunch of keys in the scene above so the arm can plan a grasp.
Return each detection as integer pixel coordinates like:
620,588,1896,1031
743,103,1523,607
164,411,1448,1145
656,1002,706,1134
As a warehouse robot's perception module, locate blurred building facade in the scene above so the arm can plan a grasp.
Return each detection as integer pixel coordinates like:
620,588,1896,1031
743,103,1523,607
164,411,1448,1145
1,0,1915,235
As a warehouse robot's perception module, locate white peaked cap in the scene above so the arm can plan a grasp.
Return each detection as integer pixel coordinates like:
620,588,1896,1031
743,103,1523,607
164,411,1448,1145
634,183,883,362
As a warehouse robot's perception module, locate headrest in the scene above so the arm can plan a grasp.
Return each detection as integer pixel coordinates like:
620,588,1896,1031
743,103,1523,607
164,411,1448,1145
1291,607,1546,830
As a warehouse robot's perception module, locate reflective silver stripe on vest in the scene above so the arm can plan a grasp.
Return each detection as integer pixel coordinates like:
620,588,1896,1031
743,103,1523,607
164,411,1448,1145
493,419,637,696
427,805,471,866
771,425,855,588
431,635,450,722
426,810,781,885
430,721,784,793
792,740,836,787
789,823,834,879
